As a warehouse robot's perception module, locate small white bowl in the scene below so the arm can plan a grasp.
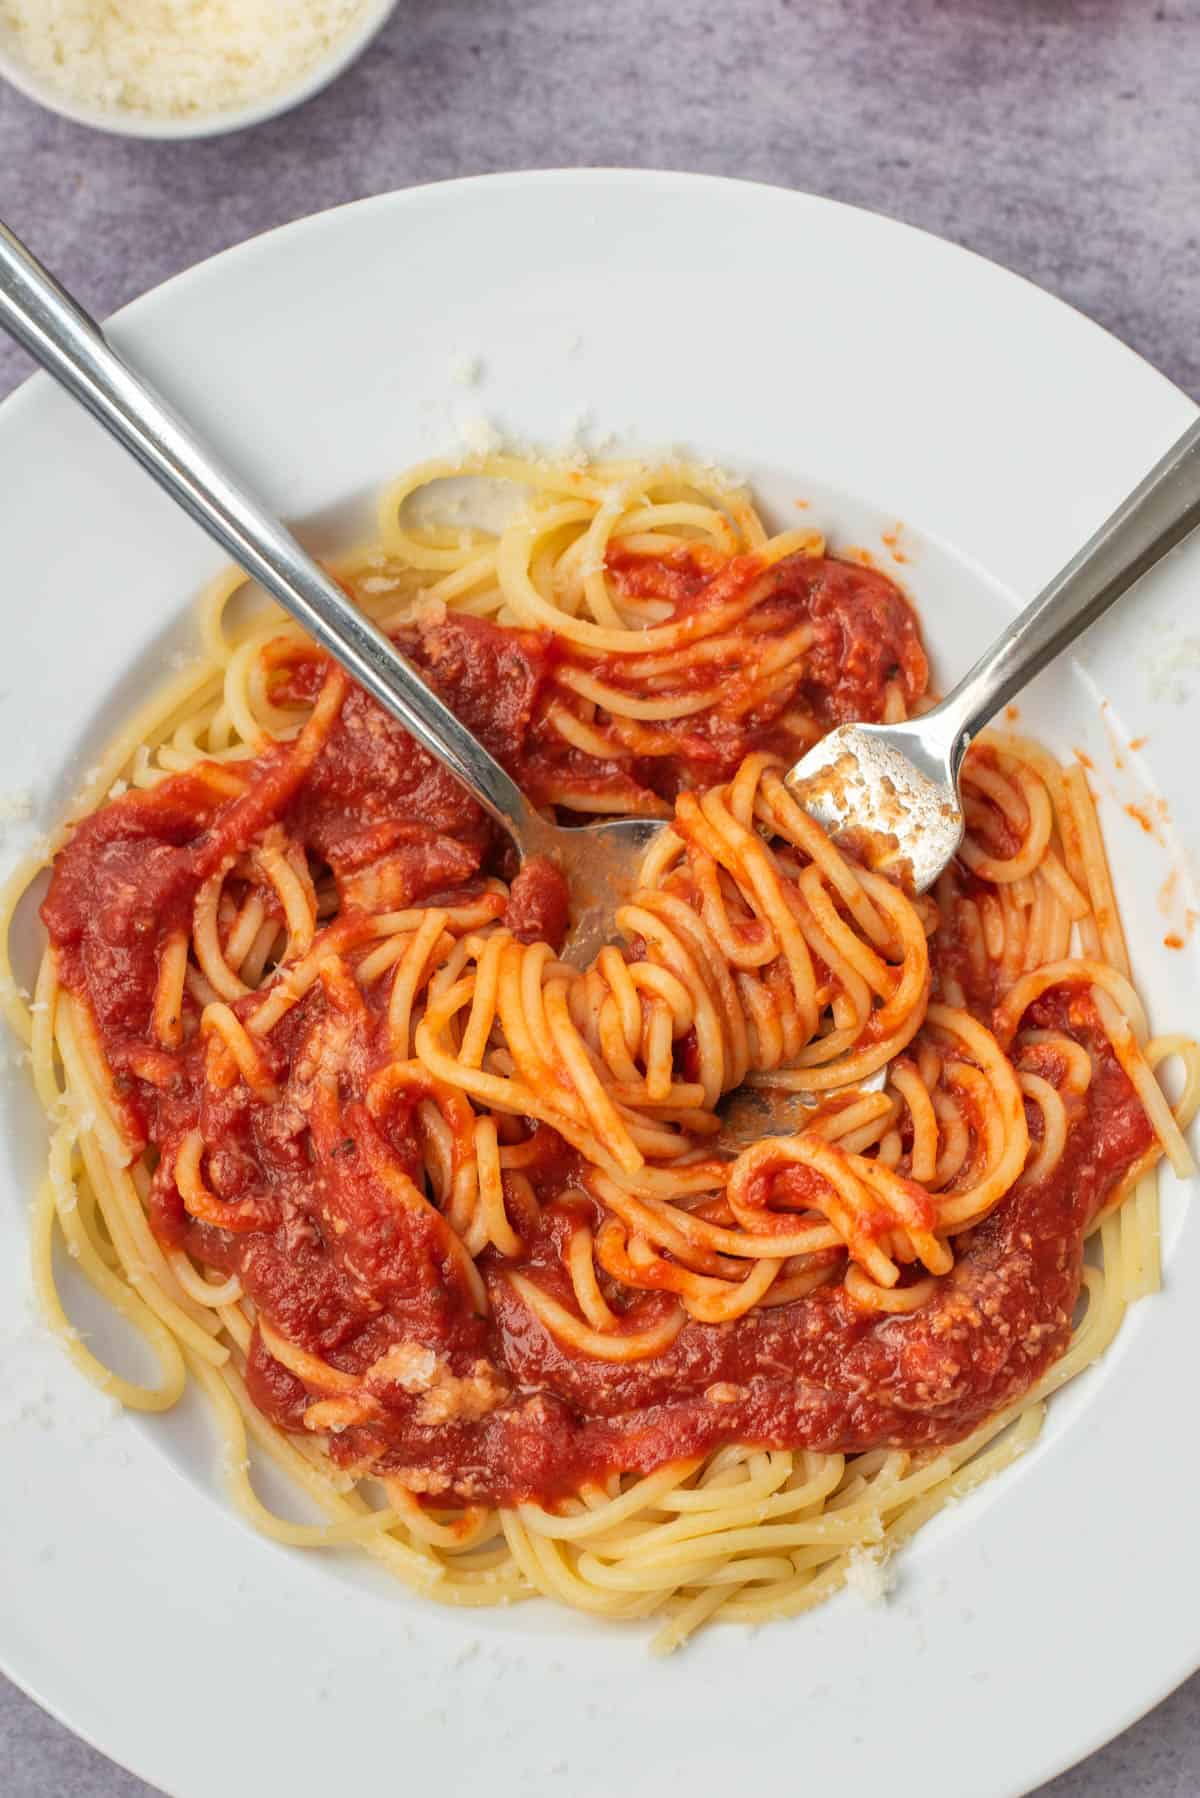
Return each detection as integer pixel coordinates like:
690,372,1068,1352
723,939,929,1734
0,0,395,139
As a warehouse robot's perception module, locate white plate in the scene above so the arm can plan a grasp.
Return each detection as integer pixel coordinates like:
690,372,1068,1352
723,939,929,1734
1,172,1198,1798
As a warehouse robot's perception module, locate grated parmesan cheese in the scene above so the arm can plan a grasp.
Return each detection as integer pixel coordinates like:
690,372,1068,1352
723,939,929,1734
0,789,33,827
843,1547,895,1603
0,0,374,121
559,407,593,454
449,352,483,387
457,413,502,457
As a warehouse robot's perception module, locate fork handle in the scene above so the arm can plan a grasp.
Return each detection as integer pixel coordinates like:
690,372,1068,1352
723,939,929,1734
0,219,554,857
931,414,1200,771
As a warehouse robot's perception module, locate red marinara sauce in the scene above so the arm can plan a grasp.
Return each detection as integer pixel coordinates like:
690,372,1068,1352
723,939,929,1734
40,551,1152,1507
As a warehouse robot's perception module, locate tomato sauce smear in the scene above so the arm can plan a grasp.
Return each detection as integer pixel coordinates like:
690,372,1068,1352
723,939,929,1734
40,551,1154,1508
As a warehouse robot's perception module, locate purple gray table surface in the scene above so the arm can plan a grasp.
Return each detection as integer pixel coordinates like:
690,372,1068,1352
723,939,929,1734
2,1,1199,1792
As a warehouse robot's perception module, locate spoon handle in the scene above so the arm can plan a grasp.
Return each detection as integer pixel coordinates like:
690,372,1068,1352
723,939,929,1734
932,413,1200,771
0,220,550,854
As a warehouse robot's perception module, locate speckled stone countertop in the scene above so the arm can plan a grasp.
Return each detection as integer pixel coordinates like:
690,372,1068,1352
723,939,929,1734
2,3,1199,1792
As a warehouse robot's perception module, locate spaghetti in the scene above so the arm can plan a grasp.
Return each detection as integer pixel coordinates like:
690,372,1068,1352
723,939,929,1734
4,454,1197,1652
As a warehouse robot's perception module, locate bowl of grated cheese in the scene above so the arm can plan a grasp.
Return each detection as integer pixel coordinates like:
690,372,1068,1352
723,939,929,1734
0,0,397,138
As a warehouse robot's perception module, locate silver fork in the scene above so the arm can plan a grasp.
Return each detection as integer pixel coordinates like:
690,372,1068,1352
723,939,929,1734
4,222,1200,1143
788,422,1200,893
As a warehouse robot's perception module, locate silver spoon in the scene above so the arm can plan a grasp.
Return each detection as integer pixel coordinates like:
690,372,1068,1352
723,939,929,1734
3,222,1200,1133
